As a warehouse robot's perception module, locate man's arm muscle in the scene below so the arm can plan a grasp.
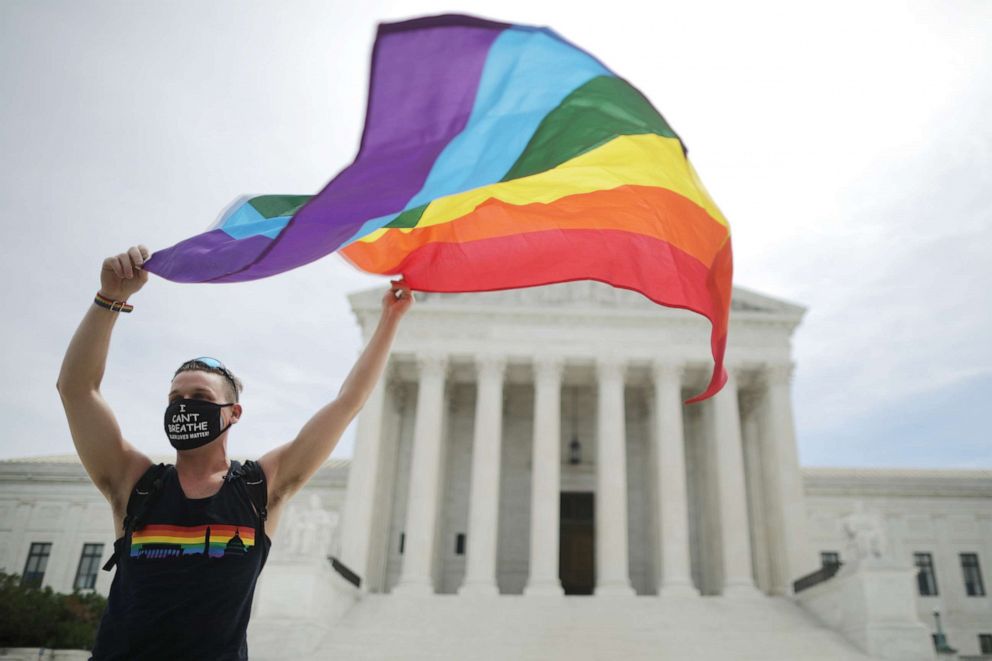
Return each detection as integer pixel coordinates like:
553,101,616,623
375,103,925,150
57,247,152,510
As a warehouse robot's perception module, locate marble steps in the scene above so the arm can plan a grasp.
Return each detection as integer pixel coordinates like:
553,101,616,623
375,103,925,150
301,593,878,661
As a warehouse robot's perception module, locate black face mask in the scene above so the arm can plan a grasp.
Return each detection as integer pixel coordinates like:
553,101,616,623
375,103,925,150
164,398,235,451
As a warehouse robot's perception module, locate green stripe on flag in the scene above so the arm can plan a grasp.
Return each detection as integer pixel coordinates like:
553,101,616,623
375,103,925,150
248,195,314,219
502,76,679,182
384,203,429,229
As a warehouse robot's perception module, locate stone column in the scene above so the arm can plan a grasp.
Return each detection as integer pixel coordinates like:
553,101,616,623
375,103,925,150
740,391,773,594
760,362,816,593
367,381,407,592
393,352,449,596
459,354,508,596
524,355,566,596
651,360,699,597
595,355,635,596
339,364,391,587
711,364,761,597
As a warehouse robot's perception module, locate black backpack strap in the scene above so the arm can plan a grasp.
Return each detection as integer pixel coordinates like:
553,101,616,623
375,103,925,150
229,459,268,525
102,462,172,571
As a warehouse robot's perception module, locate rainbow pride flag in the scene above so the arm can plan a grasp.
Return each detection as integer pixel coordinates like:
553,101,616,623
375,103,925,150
144,14,732,403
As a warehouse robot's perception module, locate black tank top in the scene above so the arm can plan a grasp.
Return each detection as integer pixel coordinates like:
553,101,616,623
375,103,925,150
91,461,271,660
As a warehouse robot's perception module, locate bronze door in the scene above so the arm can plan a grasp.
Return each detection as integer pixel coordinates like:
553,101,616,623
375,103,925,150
559,492,595,595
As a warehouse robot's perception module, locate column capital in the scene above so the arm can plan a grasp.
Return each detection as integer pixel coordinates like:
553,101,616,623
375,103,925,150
475,353,508,379
761,361,795,386
532,354,566,380
595,354,627,380
415,351,449,378
651,358,686,382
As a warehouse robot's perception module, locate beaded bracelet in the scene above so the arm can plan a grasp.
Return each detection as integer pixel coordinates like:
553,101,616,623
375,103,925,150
94,291,133,313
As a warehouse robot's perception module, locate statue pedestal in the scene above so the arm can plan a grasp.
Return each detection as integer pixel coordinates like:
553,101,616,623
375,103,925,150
796,558,935,661
248,554,360,659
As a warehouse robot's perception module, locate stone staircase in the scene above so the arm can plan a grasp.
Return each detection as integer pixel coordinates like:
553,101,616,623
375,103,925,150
288,593,880,661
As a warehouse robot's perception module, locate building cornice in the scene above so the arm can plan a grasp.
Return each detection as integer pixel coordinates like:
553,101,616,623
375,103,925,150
802,466,992,498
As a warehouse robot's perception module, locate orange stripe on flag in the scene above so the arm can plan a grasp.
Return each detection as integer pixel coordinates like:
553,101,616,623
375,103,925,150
339,185,727,275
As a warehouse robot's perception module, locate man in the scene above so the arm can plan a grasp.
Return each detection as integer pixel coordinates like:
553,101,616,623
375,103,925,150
56,244,412,659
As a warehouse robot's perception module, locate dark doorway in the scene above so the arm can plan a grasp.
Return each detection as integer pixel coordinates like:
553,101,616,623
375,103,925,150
559,492,595,595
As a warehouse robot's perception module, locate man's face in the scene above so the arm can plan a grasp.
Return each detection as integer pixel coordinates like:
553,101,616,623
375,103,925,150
168,370,242,427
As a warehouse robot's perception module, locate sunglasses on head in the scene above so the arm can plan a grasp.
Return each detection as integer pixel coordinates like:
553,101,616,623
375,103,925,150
176,356,239,400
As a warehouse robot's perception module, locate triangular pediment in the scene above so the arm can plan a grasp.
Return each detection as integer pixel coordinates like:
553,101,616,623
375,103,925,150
348,280,804,317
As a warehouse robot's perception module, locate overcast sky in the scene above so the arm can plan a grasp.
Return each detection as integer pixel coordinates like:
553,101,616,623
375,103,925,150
1,0,989,468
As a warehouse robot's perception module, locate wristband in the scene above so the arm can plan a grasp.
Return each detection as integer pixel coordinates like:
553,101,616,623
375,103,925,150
94,291,133,313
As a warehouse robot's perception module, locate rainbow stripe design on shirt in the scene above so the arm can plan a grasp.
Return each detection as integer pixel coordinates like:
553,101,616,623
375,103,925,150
131,524,255,559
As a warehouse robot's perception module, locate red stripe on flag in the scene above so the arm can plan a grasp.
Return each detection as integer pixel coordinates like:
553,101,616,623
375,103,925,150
376,228,731,403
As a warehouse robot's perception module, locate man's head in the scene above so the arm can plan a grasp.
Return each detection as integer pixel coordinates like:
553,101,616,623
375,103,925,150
166,358,243,451
172,357,243,403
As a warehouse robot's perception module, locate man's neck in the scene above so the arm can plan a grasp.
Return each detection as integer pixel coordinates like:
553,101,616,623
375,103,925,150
175,439,230,479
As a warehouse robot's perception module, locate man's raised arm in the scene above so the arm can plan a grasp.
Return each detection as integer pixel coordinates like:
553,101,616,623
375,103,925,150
259,279,413,510
57,246,153,513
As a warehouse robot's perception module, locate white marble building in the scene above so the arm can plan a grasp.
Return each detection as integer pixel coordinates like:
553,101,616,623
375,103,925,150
339,282,815,602
1,282,990,660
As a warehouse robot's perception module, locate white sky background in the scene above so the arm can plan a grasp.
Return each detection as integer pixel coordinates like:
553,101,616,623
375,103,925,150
1,0,989,468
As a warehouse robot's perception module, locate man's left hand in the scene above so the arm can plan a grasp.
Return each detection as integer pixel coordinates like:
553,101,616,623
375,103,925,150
382,278,414,319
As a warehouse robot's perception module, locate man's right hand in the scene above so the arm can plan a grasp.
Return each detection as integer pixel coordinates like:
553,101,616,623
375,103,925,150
100,245,151,301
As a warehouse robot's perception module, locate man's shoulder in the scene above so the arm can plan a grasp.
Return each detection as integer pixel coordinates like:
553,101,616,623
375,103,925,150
230,459,268,520
231,458,265,481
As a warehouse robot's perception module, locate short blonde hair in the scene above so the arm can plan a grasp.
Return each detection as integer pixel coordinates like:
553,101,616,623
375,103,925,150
174,358,244,402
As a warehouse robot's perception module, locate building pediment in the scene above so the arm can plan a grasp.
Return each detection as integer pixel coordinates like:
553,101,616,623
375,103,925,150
347,280,804,318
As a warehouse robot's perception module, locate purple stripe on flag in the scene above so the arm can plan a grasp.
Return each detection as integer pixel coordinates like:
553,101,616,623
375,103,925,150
146,230,273,283
147,15,508,283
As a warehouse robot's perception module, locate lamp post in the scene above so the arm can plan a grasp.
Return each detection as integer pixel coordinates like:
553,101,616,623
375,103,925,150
569,437,581,465
568,386,581,465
